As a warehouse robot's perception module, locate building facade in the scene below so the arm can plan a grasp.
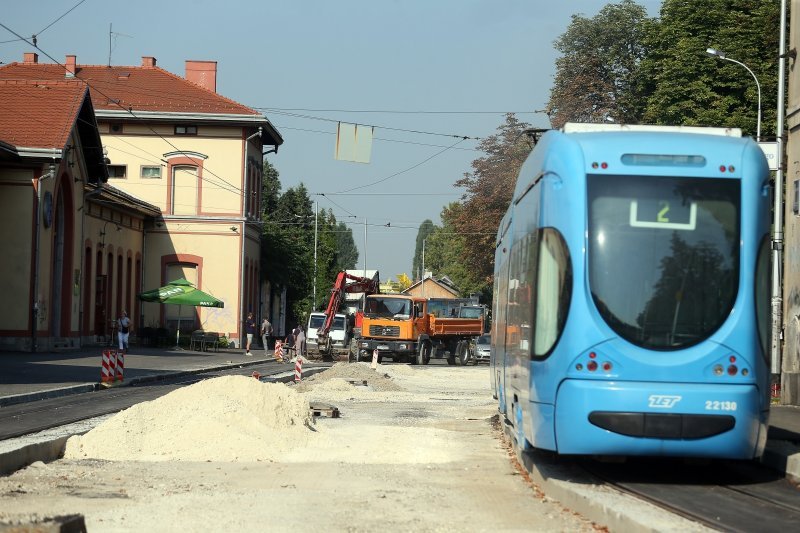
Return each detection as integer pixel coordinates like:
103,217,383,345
0,53,283,349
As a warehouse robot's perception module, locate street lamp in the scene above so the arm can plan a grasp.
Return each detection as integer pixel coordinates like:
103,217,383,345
706,47,762,141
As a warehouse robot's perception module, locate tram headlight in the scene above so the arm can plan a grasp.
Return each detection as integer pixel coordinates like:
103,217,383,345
713,364,724,376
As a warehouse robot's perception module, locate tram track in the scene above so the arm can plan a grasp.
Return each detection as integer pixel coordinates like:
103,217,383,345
0,363,330,442
578,457,800,532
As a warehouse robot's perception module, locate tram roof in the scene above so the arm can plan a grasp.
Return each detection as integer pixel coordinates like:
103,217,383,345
562,123,742,137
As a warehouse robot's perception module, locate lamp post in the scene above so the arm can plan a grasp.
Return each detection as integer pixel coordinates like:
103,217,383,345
706,47,762,141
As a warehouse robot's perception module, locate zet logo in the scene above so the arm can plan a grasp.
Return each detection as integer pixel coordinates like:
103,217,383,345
648,395,682,408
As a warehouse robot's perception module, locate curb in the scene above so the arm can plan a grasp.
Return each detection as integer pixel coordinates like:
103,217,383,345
502,421,709,532
0,384,97,408
761,439,800,484
0,358,274,408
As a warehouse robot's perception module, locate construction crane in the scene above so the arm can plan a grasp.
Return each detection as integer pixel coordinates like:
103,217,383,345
316,271,380,354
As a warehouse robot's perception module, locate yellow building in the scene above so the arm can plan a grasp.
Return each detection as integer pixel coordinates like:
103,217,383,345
0,78,158,351
0,53,283,349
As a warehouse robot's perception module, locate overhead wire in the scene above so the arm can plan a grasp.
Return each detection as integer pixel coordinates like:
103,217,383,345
0,0,87,44
260,106,547,115
1,21,495,234
0,23,251,199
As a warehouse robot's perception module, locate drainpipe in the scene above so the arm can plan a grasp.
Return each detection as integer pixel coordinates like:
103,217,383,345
32,160,57,352
239,127,262,347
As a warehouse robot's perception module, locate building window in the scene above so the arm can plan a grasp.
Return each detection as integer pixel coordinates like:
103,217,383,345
141,165,162,179
108,165,127,179
175,125,197,135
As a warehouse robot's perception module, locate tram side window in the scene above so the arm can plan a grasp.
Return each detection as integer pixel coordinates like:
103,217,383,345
533,228,572,358
507,233,535,359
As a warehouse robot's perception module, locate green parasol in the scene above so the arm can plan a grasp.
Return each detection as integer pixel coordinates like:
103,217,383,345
138,278,224,348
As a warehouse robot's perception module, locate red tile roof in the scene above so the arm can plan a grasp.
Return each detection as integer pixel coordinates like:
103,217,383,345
0,80,88,150
0,61,259,116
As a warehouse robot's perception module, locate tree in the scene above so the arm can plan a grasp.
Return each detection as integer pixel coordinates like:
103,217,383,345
260,180,316,326
412,220,437,280
546,0,651,128
452,114,531,290
395,273,412,291
638,0,779,137
332,220,359,272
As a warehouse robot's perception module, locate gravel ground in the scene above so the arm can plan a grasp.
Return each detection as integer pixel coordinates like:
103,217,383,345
0,363,600,532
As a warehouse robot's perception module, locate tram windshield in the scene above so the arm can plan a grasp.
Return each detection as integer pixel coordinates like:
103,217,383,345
588,174,740,350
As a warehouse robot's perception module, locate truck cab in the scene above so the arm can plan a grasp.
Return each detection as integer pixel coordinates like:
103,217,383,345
357,294,427,362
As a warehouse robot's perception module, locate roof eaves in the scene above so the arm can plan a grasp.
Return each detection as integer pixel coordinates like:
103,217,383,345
95,109,283,145
87,183,161,217
13,147,63,159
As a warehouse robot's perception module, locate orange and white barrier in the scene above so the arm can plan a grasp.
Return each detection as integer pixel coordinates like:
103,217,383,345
100,350,124,384
115,351,124,382
101,350,115,383
274,340,284,361
294,357,303,382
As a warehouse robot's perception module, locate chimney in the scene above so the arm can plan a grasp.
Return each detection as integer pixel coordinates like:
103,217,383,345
23,52,38,64
185,60,217,93
141,56,157,68
65,55,76,78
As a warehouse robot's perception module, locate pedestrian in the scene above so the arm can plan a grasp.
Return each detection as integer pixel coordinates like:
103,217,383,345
295,324,305,357
260,316,273,354
244,311,257,356
118,310,132,355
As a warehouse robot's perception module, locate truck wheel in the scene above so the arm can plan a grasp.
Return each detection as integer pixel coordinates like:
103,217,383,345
458,341,470,366
447,344,455,365
417,342,431,365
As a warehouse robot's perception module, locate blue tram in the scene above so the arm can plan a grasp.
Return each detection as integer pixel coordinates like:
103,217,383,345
491,123,771,458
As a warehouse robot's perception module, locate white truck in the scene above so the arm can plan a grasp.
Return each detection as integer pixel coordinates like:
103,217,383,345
307,312,349,358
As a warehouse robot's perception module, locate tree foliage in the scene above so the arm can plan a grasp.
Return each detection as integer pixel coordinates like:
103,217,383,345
638,0,779,138
412,220,436,279
331,220,359,273
260,159,360,324
452,114,531,290
546,0,650,128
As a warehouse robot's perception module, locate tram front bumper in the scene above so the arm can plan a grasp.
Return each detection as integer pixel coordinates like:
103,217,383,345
553,379,765,459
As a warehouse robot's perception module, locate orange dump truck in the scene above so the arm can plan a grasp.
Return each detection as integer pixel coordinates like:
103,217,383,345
356,294,485,365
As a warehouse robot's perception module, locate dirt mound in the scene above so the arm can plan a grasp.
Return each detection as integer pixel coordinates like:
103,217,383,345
63,375,314,462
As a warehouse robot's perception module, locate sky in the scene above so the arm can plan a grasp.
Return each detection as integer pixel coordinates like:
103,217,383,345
1,0,663,283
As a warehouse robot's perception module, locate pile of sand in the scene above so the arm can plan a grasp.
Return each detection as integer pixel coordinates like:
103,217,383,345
63,375,314,462
294,362,404,393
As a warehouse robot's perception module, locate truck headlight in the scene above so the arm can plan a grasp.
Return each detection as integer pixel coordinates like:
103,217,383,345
360,341,369,348
398,343,407,350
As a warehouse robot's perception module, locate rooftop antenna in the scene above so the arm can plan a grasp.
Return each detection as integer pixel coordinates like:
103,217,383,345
107,23,132,67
